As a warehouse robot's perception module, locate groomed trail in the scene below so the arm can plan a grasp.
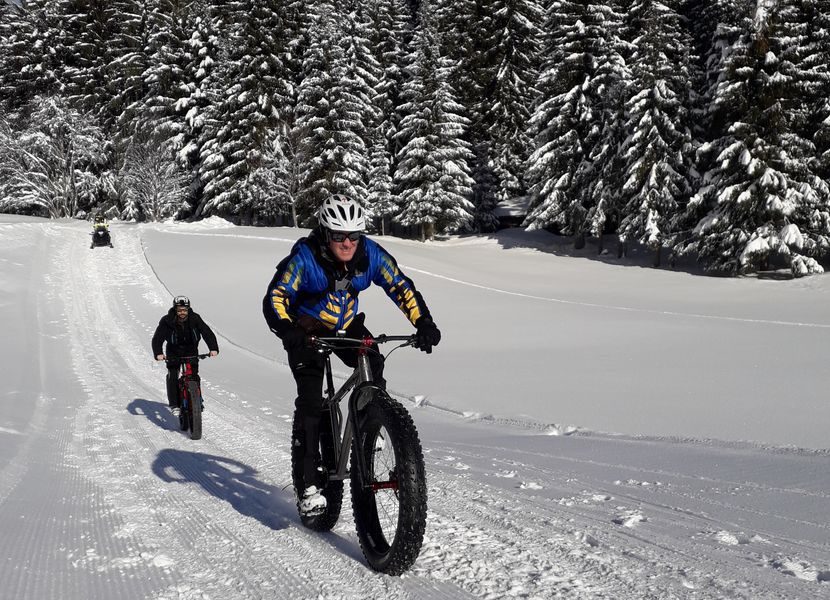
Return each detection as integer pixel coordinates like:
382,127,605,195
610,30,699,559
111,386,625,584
1,219,829,600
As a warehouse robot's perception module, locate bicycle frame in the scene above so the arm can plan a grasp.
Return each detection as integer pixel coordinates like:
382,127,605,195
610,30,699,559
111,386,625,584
314,336,412,489
168,354,208,408
179,362,196,406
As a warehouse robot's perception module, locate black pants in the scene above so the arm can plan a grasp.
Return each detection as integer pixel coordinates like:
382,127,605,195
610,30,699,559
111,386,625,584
288,317,385,486
166,360,200,407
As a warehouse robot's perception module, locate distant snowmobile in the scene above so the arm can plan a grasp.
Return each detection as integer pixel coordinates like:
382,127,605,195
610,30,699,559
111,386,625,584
90,221,113,248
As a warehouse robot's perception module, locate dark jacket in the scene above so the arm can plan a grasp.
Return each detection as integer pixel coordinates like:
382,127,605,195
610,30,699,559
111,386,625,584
151,307,219,358
262,228,432,338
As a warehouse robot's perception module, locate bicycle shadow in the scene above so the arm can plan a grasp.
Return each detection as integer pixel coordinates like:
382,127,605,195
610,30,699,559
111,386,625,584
128,398,178,431
151,448,293,531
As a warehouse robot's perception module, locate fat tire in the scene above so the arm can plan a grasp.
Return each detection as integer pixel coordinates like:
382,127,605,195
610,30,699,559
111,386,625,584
350,392,427,575
187,381,202,440
291,408,343,531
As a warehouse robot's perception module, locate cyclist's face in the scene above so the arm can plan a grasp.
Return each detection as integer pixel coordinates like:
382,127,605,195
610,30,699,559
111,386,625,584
328,234,359,263
175,306,189,320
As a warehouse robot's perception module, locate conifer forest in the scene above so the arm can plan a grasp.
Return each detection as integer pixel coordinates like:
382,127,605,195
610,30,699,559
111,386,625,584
1,0,829,276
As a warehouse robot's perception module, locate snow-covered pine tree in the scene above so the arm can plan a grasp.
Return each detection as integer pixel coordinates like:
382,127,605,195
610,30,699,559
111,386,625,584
776,0,830,274
574,0,629,252
365,0,409,220
291,2,339,226
0,1,54,113
368,128,396,234
617,0,695,267
0,116,16,213
681,0,755,237
469,145,500,232
98,139,134,221
787,0,830,184
123,134,190,222
394,1,475,240
116,1,186,140
244,132,294,226
683,0,754,123
681,4,825,275
524,0,625,246
291,3,377,227
434,0,497,231
196,0,291,223
53,0,121,130
105,0,157,141
169,4,219,179
1,95,106,218
329,9,380,213
480,0,544,224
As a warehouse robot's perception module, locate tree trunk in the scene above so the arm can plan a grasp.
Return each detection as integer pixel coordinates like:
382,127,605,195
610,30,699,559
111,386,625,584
574,231,585,250
653,246,661,268
422,221,435,241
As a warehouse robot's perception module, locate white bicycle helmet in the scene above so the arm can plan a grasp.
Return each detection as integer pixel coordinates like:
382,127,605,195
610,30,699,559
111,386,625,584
318,194,366,232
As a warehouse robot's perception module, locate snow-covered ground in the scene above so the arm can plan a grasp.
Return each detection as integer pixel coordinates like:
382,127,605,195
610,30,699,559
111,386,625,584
1,215,829,599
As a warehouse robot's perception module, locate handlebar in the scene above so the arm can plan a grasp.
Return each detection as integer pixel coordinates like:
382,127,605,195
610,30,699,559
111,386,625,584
310,334,416,351
165,353,211,364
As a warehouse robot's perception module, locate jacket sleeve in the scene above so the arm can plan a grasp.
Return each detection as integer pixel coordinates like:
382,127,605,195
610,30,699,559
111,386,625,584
151,319,166,356
371,244,431,326
262,250,305,337
196,316,219,352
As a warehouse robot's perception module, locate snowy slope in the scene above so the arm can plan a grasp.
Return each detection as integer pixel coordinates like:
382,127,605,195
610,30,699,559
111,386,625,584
1,216,829,600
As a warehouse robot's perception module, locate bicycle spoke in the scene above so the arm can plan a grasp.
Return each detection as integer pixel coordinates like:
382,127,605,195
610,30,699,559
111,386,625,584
369,427,400,542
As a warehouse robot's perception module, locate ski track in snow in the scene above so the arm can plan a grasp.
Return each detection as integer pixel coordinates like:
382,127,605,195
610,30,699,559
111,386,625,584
2,221,830,599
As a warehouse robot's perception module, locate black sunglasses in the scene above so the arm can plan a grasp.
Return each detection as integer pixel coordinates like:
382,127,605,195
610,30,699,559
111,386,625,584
328,231,362,243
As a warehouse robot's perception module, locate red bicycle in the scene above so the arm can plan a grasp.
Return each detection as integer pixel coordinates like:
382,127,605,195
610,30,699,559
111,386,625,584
168,354,209,440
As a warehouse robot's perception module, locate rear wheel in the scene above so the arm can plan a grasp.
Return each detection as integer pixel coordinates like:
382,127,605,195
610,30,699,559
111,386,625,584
350,392,427,575
291,408,343,531
187,381,202,440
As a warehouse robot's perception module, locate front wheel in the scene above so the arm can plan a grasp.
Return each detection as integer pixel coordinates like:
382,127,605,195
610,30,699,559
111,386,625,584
351,392,427,575
187,381,202,440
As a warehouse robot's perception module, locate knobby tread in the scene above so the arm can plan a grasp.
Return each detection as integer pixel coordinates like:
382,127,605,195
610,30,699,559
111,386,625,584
187,380,202,440
351,392,427,575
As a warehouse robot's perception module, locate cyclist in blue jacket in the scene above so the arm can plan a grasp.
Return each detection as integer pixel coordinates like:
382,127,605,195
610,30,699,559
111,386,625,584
263,194,441,516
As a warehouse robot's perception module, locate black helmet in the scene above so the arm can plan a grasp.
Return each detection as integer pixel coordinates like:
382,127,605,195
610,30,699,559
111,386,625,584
173,295,190,308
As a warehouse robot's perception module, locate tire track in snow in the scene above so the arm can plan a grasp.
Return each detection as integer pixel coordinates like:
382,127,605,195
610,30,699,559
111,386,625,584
59,227,317,598
424,439,830,598
58,223,473,599
0,224,164,600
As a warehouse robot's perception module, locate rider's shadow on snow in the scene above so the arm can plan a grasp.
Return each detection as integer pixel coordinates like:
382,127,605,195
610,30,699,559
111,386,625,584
152,448,293,531
128,398,179,430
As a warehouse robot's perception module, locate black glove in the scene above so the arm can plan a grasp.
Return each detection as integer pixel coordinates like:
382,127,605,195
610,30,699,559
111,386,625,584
414,317,441,354
281,325,308,352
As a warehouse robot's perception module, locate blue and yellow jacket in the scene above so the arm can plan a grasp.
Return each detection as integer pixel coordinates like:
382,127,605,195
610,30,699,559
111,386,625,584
262,229,431,336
